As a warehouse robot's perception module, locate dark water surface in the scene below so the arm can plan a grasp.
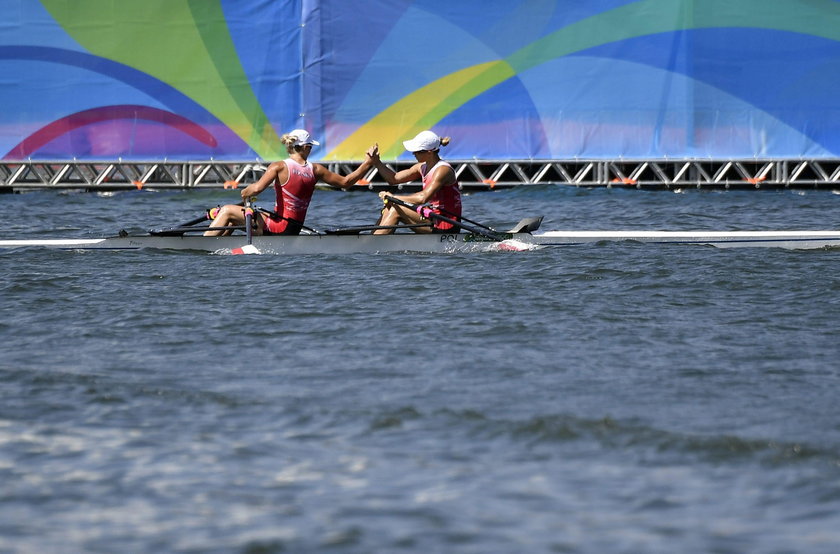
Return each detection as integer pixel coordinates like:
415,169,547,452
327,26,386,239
1,186,839,553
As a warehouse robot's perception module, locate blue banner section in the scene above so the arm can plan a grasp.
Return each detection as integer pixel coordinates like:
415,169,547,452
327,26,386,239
1,0,839,160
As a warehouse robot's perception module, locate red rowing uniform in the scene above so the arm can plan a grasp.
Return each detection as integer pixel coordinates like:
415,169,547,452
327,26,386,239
422,161,461,231
264,158,317,235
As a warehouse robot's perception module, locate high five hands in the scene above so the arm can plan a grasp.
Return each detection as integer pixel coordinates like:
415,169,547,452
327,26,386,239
366,143,380,163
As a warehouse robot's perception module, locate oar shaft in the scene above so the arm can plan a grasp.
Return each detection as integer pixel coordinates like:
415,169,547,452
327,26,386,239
244,198,255,245
180,213,211,227
384,196,504,241
167,201,245,232
325,223,431,234
150,225,247,236
428,204,497,233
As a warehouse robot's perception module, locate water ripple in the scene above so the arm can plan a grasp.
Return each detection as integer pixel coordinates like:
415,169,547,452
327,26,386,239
2,188,840,552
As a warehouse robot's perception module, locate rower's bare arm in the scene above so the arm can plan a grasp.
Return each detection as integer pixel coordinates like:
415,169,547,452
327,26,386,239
410,165,453,203
366,147,420,186
389,190,426,204
376,163,435,204
314,157,373,189
379,165,451,206
241,161,285,198
375,162,422,187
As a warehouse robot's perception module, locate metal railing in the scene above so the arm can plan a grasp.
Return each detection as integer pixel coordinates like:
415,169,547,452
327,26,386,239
3,159,840,191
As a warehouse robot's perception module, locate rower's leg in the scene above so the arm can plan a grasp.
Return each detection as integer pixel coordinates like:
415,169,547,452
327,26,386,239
374,204,433,234
394,205,431,234
373,206,399,235
204,204,244,236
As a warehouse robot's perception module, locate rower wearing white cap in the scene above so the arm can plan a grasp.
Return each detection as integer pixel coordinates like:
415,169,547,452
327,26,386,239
206,129,372,236
366,130,462,235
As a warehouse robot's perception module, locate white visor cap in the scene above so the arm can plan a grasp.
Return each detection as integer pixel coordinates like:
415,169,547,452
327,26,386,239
403,130,442,152
289,129,320,146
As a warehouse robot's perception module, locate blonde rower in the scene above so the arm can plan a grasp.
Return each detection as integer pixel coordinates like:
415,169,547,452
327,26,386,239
206,129,372,236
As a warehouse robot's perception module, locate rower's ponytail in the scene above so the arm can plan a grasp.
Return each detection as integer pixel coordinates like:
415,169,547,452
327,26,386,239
439,136,451,148
280,134,299,153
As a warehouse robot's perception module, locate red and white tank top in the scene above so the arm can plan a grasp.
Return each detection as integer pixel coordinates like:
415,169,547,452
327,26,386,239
274,158,317,222
421,161,461,230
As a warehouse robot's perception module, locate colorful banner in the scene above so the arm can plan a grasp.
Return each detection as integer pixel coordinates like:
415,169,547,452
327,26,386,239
1,0,840,161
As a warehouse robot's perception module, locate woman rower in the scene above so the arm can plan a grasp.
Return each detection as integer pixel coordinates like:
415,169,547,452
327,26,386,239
205,129,372,236
366,130,462,235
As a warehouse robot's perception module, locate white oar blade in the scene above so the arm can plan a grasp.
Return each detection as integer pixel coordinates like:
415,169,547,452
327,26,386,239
230,244,261,255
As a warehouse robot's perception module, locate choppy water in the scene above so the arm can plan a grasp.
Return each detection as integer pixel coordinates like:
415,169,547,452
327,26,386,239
1,186,840,553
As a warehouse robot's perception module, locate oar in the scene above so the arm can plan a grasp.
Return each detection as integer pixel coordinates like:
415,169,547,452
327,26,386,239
245,198,254,244
150,206,227,236
383,195,507,241
180,212,214,228
150,224,246,236
232,197,260,255
184,201,245,227
425,204,500,235
325,223,431,235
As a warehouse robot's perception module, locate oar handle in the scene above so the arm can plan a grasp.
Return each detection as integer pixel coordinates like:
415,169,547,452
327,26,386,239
244,197,256,245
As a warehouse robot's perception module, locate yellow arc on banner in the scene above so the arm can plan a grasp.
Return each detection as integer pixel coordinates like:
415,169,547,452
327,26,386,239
327,61,515,160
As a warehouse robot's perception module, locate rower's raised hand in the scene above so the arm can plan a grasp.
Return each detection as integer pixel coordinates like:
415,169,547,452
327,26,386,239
366,143,380,162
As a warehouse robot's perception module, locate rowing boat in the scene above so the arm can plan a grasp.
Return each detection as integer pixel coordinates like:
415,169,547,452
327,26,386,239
0,231,534,254
2,226,839,253
6,191,836,253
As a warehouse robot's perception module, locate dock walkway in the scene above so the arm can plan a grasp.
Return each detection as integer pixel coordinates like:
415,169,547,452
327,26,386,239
3,159,840,192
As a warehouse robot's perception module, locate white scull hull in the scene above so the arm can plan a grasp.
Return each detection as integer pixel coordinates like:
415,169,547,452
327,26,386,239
2,229,840,253
0,233,528,254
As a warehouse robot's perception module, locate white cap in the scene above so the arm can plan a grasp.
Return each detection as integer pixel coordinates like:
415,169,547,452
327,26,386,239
288,129,320,146
403,130,442,152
